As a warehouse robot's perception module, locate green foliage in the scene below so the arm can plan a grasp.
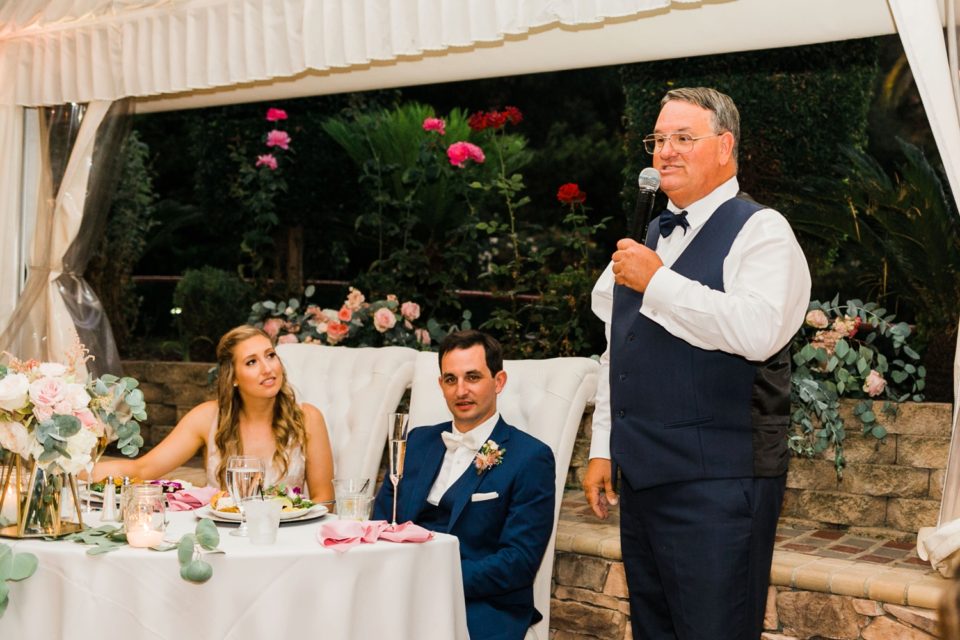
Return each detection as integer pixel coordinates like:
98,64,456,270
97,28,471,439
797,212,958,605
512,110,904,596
176,518,222,584
172,267,255,360
620,38,879,208
0,543,38,618
786,139,960,337
66,523,129,555
790,297,925,477
86,130,158,346
322,103,529,316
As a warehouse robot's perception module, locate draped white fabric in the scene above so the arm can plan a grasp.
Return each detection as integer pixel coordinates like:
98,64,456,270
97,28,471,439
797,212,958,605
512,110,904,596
0,107,24,335
0,0,688,107
888,0,960,527
0,101,109,372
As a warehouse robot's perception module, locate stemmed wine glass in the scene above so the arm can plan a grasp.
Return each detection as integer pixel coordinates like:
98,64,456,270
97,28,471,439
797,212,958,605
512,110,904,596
225,455,264,537
388,413,410,527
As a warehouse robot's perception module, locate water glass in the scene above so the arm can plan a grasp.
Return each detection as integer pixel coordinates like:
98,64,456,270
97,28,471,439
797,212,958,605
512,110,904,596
226,455,265,537
244,498,283,545
334,478,372,521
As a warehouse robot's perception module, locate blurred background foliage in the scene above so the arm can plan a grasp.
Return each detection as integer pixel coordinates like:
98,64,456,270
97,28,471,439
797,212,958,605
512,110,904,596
85,35,958,399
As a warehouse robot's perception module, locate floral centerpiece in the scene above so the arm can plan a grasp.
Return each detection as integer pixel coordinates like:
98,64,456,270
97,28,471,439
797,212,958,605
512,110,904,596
248,285,434,349
790,297,925,477
0,340,146,537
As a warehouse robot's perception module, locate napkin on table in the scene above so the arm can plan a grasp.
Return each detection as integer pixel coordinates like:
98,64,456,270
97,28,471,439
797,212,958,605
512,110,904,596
166,486,219,511
317,520,433,552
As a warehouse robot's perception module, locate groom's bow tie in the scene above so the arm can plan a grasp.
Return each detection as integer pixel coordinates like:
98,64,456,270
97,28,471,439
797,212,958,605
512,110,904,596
658,210,690,237
441,428,481,454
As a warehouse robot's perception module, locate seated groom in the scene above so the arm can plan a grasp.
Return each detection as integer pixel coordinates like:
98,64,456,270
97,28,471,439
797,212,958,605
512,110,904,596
373,330,556,640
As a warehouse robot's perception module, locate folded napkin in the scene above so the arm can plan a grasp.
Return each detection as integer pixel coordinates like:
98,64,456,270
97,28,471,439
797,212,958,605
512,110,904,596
378,521,434,544
165,486,219,512
317,520,433,552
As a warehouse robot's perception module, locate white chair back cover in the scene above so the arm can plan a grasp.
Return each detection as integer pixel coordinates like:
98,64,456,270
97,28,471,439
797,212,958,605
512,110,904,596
408,350,599,639
276,343,418,481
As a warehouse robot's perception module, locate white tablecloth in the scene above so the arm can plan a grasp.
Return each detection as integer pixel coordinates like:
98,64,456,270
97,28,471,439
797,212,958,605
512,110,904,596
1,511,468,640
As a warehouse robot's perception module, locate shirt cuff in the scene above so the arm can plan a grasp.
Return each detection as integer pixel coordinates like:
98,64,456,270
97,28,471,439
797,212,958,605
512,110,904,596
641,266,686,318
588,437,611,460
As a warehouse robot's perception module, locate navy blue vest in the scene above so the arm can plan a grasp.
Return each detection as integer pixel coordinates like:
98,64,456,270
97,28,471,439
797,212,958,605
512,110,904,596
610,196,790,490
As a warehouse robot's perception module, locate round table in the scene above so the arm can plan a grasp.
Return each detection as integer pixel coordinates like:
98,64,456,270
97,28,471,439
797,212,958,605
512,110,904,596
1,510,469,640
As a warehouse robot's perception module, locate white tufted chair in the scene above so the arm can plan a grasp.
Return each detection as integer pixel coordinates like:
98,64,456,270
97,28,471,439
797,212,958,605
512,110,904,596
276,343,419,482
408,350,599,640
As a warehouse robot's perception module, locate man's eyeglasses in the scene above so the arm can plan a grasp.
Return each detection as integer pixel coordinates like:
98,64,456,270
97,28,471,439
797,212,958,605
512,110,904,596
642,133,720,155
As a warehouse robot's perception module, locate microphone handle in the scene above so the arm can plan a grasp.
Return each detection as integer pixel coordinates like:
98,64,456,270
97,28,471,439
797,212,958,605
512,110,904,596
631,189,658,244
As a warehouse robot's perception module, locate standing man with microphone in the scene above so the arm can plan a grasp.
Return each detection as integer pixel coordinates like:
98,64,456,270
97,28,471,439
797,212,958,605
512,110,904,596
583,87,811,639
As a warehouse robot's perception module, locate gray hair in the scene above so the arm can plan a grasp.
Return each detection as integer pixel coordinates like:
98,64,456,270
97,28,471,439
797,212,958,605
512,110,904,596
661,87,740,163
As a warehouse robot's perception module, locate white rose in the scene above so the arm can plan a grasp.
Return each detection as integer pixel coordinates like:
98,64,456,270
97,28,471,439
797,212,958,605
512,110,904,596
38,362,67,377
63,383,91,411
56,427,96,474
0,420,33,457
0,373,30,412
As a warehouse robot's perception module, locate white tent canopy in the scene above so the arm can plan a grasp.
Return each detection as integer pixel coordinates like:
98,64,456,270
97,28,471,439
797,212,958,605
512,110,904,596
1,0,959,525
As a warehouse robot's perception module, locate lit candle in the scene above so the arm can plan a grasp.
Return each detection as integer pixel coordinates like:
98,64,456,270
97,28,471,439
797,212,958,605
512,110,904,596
126,525,164,548
1,483,17,524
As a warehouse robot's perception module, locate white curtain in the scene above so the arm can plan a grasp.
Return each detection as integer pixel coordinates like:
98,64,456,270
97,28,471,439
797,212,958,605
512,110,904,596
0,0,683,107
0,107,25,334
0,101,110,371
888,0,960,525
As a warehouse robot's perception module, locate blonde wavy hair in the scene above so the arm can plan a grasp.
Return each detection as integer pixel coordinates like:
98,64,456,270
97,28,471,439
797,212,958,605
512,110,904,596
212,325,307,487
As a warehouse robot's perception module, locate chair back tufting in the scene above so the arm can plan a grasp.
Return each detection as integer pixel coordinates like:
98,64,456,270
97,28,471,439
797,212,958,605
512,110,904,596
277,343,418,481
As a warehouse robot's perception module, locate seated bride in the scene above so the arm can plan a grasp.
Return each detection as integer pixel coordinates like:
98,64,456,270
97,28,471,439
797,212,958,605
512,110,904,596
94,325,334,502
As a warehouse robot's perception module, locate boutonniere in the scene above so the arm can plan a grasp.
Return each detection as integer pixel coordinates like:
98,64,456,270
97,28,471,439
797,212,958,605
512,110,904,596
474,440,505,475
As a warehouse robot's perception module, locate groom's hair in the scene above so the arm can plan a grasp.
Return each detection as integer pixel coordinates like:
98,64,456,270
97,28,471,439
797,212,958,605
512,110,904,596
438,330,504,375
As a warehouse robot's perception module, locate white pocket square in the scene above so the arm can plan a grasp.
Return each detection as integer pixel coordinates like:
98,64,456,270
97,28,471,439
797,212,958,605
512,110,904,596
471,491,499,502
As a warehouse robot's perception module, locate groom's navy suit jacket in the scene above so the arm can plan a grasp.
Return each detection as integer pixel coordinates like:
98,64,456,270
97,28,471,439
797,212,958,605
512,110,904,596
373,417,555,640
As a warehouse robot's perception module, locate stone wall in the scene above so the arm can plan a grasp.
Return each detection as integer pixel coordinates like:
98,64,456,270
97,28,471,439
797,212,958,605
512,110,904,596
122,361,216,447
565,400,952,536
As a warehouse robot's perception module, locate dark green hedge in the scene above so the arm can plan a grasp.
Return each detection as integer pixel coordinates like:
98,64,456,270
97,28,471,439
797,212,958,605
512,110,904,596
620,37,880,207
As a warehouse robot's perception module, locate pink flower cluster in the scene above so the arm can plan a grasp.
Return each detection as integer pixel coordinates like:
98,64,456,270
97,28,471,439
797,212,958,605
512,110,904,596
447,141,485,168
255,107,291,171
807,313,863,358
474,439,505,475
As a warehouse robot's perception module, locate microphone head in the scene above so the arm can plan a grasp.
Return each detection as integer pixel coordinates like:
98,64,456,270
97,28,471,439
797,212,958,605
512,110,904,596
638,167,661,193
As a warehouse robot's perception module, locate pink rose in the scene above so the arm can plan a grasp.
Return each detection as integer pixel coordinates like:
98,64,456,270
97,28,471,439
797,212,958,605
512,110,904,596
75,408,98,429
863,370,887,397
373,308,397,333
345,287,366,311
266,108,288,122
28,377,66,409
278,334,298,344
447,141,485,168
415,328,431,346
33,404,53,423
256,154,278,170
263,318,283,338
266,130,291,150
400,301,421,322
422,117,446,135
305,305,328,323
805,309,829,329
338,306,353,322
832,315,861,338
326,322,350,345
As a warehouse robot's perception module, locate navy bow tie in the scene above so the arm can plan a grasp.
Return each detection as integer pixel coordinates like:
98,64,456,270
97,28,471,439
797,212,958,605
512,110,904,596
658,210,690,238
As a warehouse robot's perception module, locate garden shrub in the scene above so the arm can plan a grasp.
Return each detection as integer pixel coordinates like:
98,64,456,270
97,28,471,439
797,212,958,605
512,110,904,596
172,267,255,360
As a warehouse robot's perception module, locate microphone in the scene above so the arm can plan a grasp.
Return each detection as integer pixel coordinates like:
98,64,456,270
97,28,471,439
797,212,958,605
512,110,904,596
629,167,661,243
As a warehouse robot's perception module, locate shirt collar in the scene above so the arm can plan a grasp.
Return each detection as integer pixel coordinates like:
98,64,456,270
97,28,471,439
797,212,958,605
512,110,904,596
667,176,740,231
452,411,500,450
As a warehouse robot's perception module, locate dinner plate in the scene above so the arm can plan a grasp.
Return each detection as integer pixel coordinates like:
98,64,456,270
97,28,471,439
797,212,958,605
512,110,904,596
197,504,328,524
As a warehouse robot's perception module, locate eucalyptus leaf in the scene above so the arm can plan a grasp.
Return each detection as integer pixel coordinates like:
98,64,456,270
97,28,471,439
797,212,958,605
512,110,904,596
178,534,197,565
871,425,887,439
181,560,213,583
195,519,220,549
9,553,37,581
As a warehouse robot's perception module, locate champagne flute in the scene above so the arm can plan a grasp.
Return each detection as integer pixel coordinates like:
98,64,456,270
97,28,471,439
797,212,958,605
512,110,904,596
225,455,264,537
387,413,410,526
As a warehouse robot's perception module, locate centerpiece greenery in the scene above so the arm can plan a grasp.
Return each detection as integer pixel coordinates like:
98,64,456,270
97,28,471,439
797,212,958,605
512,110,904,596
790,296,925,477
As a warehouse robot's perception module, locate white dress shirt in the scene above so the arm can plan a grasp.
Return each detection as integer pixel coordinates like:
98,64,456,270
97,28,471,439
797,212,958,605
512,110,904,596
427,412,501,505
588,177,811,459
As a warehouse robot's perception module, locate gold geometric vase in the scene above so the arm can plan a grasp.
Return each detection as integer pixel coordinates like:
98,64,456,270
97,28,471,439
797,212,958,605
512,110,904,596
0,452,85,538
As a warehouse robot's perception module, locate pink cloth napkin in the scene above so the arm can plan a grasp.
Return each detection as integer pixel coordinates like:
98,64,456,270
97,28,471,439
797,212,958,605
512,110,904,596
165,486,219,511
317,520,433,552
378,521,434,544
